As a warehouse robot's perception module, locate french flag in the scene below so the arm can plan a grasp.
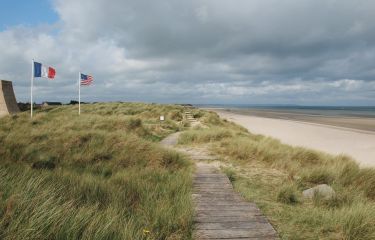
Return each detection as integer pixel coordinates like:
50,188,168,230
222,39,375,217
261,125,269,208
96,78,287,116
33,61,56,79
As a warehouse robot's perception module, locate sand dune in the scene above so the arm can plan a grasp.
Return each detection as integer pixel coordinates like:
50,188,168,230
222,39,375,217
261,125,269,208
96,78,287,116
215,110,375,167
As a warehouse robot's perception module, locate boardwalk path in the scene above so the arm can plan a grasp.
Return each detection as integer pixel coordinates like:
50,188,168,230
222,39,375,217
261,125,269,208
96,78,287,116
161,132,278,240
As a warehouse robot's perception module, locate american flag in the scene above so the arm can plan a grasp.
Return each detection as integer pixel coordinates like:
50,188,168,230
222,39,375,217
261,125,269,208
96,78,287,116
80,74,93,86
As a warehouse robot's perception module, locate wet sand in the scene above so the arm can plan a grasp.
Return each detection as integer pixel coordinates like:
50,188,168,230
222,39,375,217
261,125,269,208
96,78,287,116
222,108,375,133
212,109,375,167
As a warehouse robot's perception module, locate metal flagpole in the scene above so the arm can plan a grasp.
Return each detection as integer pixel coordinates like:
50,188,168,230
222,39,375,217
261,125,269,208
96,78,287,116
78,72,81,115
31,59,34,118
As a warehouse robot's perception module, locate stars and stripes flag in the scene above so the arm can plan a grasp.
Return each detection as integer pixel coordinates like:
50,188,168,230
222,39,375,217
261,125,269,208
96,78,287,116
80,73,93,86
78,72,93,115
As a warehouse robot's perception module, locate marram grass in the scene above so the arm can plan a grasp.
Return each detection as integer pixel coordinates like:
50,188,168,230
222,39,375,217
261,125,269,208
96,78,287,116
0,102,193,240
3,104,375,239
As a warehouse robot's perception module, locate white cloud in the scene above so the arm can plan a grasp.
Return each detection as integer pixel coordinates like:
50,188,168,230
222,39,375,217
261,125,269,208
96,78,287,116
330,79,364,91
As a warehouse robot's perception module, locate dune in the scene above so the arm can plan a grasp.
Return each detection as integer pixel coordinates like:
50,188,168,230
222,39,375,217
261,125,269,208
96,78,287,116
214,110,375,167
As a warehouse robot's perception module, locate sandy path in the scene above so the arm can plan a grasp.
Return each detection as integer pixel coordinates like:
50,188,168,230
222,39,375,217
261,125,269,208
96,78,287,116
215,110,375,167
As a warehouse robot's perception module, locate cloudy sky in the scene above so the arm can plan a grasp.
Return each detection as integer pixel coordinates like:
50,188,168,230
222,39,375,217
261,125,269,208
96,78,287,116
1,0,375,105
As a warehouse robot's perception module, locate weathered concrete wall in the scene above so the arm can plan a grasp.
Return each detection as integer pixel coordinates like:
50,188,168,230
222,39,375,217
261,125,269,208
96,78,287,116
0,80,20,117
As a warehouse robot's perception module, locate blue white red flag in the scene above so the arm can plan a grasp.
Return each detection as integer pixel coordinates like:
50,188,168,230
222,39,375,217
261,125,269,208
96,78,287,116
80,74,93,86
33,62,56,79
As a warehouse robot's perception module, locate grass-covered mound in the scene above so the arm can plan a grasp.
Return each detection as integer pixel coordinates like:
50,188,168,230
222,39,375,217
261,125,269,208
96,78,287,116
179,111,375,240
0,103,193,240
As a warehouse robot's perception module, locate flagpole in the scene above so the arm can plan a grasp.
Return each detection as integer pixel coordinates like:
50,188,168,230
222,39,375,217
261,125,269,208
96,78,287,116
31,59,34,118
78,72,81,115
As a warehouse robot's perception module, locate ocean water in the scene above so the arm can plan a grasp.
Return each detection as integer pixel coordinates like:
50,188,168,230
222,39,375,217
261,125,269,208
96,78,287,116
196,104,375,118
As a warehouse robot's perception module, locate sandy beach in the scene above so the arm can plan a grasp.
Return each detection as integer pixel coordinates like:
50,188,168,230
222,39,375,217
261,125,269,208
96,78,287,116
213,109,375,167
222,108,375,132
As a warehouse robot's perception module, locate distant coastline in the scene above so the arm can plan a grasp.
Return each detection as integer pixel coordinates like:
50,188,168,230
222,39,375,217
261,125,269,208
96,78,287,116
198,105,375,133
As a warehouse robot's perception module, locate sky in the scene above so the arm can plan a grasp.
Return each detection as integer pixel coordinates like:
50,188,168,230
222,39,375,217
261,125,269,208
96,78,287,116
0,0,374,105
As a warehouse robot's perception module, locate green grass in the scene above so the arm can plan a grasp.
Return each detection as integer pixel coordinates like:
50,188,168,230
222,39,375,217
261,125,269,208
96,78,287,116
276,184,300,205
0,102,193,240
179,111,375,240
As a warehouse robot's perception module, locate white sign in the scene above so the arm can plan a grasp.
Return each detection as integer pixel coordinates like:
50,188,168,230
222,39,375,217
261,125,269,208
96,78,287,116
160,115,165,121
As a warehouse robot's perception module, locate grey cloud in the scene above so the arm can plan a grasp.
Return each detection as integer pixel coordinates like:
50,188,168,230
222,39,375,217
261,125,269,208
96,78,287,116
0,0,374,104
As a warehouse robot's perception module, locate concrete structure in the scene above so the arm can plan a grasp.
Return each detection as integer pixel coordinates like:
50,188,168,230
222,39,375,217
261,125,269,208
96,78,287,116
0,80,20,117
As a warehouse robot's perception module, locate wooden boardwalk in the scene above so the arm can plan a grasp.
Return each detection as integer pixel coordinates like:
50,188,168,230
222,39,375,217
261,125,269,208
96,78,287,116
161,132,278,240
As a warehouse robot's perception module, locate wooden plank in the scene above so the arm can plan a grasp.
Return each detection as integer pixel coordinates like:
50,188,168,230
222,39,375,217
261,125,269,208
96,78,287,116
195,216,269,223
195,188,236,191
193,182,232,185
193,188,234,191
194,175,230,178
194,193,241,197
194,186,233,188
194,229,278,238
194,176,229,182
195,173,228,177
196,210,263,218
194,191,240,195
194,178,230,181
196,205,259,211
194,181,232,184
193,195,243,200
194,179,230,183
194,187,235,190
195,222,275,230
195,203,256,208
197,238,279,240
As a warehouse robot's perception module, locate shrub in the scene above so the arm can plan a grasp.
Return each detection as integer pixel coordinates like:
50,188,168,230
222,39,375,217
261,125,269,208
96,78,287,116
291,148,324,166
32,161,56,170
338,160,361,187
223,168,237,182
202,112,223,126
341,203,375,240
161,150,190,170
178,128,233,144
360,169,375,200
192,111,204,119
313,191,353,209
168,110,183,121
338,161,375,200
126,118,142,129
301,167,335,185
277,184,299,204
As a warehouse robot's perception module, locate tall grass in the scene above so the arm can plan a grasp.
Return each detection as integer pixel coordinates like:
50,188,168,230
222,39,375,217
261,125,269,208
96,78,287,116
0,103,193,239
179,110,375,239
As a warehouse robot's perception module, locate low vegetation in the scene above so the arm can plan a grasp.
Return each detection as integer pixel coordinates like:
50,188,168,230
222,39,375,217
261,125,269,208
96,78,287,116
0,103,193,240
2,104,374,239
179,111,375,240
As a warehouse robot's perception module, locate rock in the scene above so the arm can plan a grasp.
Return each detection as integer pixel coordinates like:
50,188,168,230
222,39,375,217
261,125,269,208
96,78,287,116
302,184,335,199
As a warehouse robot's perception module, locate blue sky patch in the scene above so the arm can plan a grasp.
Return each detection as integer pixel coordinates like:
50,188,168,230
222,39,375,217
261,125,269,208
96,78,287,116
0,0,58,30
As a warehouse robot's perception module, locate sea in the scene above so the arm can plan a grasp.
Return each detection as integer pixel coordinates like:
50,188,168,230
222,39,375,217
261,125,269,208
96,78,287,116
195,104,375,118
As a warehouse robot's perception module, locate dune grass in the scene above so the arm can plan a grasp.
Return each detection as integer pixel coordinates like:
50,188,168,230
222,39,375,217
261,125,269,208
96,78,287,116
179,111,375,239
0,102,193,240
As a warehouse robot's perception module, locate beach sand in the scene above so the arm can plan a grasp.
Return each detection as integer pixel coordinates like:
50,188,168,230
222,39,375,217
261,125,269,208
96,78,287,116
222,108,375,132
213,109,375,167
